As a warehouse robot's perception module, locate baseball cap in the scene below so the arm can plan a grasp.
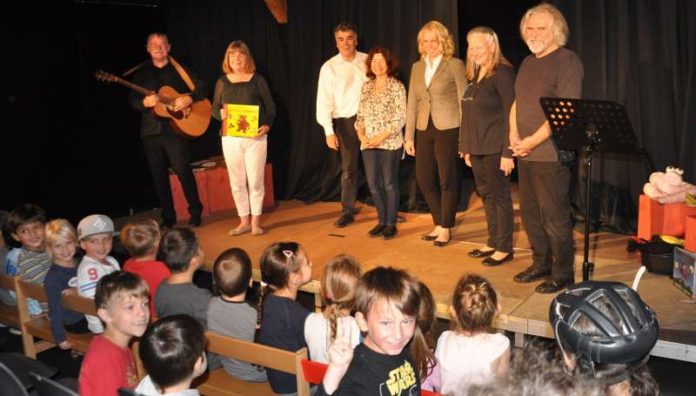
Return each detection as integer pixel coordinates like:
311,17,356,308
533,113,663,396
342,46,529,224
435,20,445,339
77,214,117,240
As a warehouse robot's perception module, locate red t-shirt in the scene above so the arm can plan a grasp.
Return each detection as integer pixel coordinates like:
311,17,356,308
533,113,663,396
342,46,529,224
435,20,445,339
123,258,170,317
79,335,138,396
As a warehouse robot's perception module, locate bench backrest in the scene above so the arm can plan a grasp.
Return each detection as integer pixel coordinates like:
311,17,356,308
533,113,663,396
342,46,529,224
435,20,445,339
15,279,98,358
0,273,16,292
0,274,20,329
205,331,310,396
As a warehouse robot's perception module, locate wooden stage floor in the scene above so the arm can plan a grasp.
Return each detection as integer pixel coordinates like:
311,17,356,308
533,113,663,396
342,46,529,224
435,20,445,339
123,192,696,362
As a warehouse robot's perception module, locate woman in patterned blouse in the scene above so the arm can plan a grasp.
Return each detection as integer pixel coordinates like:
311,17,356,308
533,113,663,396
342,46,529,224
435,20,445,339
355,46,407,239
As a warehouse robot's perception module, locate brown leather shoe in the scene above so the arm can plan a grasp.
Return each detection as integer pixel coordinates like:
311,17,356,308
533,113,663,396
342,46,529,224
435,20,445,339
513,266,551,283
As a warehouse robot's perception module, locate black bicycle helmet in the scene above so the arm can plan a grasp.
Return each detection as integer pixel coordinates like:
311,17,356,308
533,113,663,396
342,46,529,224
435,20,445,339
549,281,659,365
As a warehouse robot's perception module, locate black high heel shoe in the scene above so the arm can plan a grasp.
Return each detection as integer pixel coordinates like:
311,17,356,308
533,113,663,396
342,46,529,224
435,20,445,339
433,236,451,247
481,252,514,266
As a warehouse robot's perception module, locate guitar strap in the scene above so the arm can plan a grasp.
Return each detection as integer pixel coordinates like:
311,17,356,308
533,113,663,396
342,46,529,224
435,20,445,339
168,56,197,93
121,57,197,94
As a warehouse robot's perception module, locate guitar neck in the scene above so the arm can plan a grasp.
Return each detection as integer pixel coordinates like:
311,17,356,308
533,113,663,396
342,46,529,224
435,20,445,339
95,70,181,105
110,76,153,97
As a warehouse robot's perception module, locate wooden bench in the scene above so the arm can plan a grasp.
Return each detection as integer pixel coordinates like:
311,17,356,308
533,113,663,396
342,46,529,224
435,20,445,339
196,331,310,396
0,274,21,329
15,279,97,358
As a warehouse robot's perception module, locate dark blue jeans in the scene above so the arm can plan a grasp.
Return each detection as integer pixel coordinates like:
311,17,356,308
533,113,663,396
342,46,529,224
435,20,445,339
361,148,402,226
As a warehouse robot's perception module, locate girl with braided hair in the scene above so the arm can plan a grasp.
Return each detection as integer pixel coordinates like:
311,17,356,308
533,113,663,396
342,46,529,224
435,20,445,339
256,241,312,394
436,273,510,394
304,254,362,363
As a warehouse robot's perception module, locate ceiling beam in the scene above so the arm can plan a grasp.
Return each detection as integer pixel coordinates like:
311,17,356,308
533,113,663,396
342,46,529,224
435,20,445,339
264,0,287,24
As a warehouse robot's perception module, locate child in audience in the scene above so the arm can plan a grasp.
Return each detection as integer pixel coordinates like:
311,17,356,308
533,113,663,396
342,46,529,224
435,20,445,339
550,281,660,396
44,219,89,350
466,342,605,396
77,214,120,333
257,241,312,394
436,273,509,394
135,314,208,395
304,254,361,363
319,266,422,395
79,271,150,395
121,218,170,318
207,247,267,382
7,203,51,314
155,227,211,326
412,281,440,392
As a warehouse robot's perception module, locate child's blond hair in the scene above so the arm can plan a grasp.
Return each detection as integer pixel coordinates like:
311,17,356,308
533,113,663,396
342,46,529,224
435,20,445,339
44,219,77,250
320,254,361,342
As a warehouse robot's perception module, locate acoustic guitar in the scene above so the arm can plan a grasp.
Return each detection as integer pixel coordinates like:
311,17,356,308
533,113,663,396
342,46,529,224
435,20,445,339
95,70,211,138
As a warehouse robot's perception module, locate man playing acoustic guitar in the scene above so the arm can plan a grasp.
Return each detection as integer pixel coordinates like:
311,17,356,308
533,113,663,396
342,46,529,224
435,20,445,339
128,32,206,228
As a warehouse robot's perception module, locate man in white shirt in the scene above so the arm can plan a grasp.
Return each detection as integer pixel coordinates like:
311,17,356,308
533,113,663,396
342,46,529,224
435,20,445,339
316,22,368,227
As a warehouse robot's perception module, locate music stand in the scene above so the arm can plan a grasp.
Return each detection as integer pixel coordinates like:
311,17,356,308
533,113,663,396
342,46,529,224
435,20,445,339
540,97,642,281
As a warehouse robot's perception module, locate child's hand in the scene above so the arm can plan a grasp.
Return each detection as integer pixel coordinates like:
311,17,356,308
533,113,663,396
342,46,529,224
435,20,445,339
323,320,354,394
327,320,354,369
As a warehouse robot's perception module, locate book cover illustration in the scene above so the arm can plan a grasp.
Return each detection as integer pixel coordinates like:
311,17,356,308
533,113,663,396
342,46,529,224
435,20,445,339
226,104,259,138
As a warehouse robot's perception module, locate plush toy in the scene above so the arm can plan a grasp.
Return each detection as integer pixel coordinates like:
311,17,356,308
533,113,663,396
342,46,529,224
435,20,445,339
643,166,696,204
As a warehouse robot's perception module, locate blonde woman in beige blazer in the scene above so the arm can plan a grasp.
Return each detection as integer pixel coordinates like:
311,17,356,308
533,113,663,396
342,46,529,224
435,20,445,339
405,21,466,246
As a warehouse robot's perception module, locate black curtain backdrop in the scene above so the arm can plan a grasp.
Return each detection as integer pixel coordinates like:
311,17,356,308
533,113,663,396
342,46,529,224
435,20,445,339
559,0,696,234
161,0,466,213
281,0,465,211
4,0,693,231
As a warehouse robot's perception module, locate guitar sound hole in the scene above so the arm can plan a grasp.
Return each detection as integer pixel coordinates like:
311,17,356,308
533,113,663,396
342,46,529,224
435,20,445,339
167,108,184,120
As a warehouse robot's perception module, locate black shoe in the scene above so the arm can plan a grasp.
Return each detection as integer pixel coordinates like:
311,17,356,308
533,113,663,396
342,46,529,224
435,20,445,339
382,225,397,239
188,215,202,227
335,213,354,228
482,252,514,267
433,237,451,247
160,220,175,229
368,224,386,237
421,234,437,241
535,277,575,294
469,249,495,258
513,266,551,283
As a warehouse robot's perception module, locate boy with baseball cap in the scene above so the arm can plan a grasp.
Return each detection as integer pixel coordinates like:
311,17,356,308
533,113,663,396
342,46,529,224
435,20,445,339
77,214,120,333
